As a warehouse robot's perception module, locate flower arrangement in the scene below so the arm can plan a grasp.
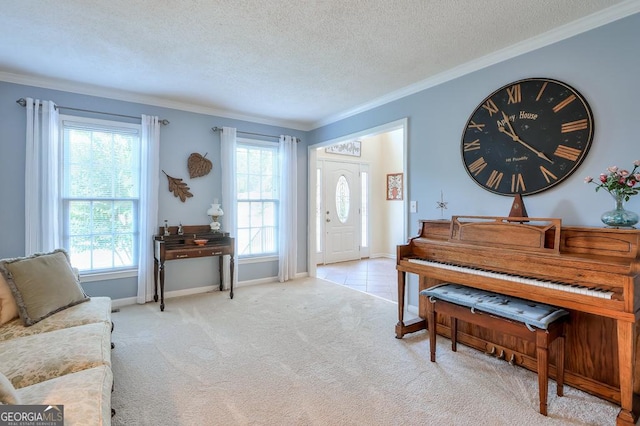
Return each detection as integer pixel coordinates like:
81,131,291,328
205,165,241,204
584,160,640,201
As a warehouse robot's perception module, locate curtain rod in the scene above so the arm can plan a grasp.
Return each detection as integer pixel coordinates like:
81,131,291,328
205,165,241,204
212,126,299,143
16,98,169,125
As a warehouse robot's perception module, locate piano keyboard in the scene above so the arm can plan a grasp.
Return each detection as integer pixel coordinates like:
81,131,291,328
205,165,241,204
407,258,615,299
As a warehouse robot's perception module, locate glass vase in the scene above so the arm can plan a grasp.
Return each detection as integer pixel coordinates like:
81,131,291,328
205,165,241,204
600,192,639,228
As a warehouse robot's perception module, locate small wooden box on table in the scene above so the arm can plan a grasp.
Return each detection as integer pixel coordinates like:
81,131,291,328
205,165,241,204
153,224,234,311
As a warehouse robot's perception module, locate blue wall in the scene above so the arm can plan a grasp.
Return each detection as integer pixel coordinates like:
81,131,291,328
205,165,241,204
0,82,307,299
311,13,640,228
1,12,638,304
309,13,640,305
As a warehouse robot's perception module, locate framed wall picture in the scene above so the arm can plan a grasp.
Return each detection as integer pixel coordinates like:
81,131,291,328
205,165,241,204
325,140,361,157
387,173,403,200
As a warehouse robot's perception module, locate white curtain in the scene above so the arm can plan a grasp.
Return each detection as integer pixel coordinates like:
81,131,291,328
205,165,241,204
25,98,60,255
137,115,160,304
278,135,297,282
220,127,238,289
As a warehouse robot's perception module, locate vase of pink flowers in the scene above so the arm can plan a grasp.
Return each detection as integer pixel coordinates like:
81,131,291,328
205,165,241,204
585,161,640,228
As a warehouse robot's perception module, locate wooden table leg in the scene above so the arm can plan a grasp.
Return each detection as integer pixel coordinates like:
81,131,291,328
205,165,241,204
153,258,159,303
218,256,224,291
159,260,165,311
229,255,234,299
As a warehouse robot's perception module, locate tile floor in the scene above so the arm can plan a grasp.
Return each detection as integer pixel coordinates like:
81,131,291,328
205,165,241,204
316,257,397,302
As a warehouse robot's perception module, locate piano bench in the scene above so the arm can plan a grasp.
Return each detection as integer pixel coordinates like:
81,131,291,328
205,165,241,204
420,283,569,416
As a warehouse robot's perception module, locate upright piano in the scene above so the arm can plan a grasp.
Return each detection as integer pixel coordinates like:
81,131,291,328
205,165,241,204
396,216,640,425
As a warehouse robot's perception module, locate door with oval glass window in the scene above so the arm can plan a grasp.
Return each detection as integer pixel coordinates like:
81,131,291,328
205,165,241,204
324,161,361,263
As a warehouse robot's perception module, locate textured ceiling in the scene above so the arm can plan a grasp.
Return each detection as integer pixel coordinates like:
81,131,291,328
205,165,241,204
0,1,635,129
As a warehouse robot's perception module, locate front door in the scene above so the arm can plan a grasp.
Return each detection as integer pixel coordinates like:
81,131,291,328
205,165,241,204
324,161,360,264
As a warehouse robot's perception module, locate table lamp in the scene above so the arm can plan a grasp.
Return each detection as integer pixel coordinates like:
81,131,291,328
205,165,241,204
207,200,224,231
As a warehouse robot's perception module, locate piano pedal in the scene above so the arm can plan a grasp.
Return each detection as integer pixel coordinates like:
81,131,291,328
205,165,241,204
508,353,516,366
497,349,505,360
485,346,496,356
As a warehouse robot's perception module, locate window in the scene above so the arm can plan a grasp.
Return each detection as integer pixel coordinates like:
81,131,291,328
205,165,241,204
61,116,141,273
335,175,350,223
316,167,322,253
361,170,369,248
236,141,279,257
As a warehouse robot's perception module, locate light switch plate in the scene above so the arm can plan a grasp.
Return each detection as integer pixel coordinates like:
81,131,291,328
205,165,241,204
410,200,417,213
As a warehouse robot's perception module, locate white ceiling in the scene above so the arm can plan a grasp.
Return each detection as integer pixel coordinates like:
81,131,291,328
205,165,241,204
1,1,638,130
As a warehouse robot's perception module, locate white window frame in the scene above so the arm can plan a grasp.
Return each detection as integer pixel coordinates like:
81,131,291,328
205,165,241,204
235,138,279,260
59,115,141,280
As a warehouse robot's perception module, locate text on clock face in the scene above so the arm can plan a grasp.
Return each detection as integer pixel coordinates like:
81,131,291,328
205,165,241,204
505,156,528,163
518,111,538,120
496,111,538,127
460,78,594,196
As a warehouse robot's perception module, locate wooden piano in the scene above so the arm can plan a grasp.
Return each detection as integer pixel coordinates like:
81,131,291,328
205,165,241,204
396,216,640,425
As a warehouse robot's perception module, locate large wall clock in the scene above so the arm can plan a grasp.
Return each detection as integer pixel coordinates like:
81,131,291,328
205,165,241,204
461,78,594,196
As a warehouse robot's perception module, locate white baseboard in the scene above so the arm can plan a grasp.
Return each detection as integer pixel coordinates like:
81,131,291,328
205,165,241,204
111,297,138,309
111,274,307,308
369,253,394,259
111,283,217,309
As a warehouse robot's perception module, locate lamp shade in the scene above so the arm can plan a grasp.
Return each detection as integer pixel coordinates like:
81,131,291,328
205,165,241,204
207,202,224,217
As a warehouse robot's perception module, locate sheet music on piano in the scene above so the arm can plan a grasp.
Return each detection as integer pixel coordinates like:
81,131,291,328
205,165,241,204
396,216,640,426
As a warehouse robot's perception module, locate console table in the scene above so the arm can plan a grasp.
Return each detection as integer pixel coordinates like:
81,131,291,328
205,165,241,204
153,225,235,311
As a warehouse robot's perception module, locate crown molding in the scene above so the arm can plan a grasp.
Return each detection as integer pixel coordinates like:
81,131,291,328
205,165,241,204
0,71,310,131
311,1,640,129
4,1,638,133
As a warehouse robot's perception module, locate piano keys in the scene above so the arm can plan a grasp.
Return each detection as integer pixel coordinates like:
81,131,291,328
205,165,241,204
396,216,640,426
407,258,617,299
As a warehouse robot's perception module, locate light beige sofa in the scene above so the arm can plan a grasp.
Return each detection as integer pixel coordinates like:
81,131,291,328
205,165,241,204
0,249,114,425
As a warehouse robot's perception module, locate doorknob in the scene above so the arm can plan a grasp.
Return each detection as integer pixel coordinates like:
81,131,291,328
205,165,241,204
326,218,331,222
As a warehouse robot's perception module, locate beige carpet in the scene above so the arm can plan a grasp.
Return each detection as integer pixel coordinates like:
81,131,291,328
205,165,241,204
111,277,620,425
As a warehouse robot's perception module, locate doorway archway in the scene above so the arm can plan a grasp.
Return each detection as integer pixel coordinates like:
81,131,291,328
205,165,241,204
307,118,408,278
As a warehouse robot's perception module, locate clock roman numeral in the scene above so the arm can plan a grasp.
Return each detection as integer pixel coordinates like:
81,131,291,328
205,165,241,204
468,157,487,176
507,84,521,104
486,170,503,189
554,145,582,161
553,94,576,113
561,119,589,133
467,120,485,131
539,166,558,184
535,82,548,101
463,139,481,151
481,99,499,116
511,173,525,193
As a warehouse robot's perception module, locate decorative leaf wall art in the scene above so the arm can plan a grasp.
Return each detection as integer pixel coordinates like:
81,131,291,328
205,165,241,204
162,170,193,202
188,152,212,178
